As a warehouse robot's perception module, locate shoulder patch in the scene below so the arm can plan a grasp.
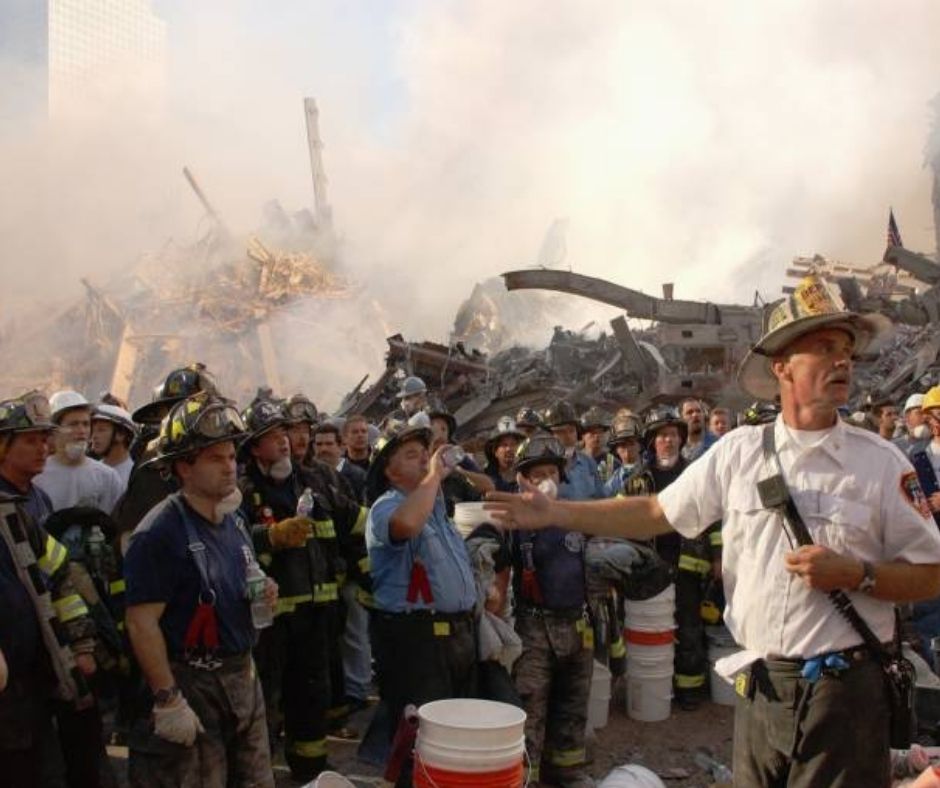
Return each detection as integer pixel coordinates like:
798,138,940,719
564,531,584,553
900,471,932,520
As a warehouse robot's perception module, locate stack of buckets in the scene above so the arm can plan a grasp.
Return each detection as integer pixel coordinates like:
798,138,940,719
413,699,528,787
624,584,675,722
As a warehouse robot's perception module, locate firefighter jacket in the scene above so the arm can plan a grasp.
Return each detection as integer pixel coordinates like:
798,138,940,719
299,458,371,603
239,462,366,616
0,493,96,707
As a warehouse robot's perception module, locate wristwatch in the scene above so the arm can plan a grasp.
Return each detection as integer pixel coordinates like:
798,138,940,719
153,685,180,706
856,560,877,594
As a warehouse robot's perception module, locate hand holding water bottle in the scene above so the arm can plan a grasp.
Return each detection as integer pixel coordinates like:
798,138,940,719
247,560,275,629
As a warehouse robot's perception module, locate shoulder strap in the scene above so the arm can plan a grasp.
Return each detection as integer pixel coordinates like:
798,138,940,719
759,423,891,659
170,495,215,602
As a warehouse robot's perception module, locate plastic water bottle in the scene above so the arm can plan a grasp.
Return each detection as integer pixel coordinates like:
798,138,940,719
442,445,466,469
246,560,273,629
86,525,106,575
296,487,315,518
694,749,733,782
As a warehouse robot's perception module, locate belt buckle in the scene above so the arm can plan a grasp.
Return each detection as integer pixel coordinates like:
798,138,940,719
187,653,223,671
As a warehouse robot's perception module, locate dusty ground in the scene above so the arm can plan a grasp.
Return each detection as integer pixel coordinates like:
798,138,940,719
304,686,736,787
108,685,735,787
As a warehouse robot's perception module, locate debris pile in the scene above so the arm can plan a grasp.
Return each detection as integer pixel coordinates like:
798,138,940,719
0,215,355,406
339,241,940,440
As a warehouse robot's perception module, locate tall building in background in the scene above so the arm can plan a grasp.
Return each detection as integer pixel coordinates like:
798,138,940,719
0,0,166,121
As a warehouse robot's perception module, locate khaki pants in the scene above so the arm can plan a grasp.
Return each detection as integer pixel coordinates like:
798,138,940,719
733,656,890,788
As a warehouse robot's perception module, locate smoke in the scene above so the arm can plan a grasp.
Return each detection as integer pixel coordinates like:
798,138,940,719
1,1,939,408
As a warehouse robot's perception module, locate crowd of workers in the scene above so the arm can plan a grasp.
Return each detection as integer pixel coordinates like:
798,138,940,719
5,274,940,788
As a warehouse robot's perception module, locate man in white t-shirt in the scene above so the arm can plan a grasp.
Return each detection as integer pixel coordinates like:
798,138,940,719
35,391,123,514
90,404,137,490
487,275,940,787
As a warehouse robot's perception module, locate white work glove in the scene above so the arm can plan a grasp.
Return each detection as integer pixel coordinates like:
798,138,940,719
153,694,205,746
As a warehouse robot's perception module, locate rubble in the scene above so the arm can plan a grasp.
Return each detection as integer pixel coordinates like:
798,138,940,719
339,243,940,440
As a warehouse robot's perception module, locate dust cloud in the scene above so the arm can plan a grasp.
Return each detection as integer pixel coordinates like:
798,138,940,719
1,1,938,408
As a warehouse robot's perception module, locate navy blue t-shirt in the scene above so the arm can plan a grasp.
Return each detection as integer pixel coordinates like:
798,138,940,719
0,475,53,526
124,494,255,658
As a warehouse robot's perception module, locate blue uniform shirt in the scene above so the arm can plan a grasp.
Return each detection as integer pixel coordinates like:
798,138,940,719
560,451,604,501
0,476,53,525
124,494,256,658
367,488,476,613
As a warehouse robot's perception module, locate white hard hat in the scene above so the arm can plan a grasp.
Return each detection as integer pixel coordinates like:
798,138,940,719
92,404,138,436
599,764,666,788
49,390,91,423
904,393,925,413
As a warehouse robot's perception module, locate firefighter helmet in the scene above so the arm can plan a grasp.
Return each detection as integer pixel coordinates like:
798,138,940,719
152,393,246,464
132,363,218,424
542,400,579,430
0,391,55,434
642,406,688,448
514,434,567,477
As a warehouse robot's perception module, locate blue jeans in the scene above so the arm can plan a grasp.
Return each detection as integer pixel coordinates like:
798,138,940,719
912,596,940,670
341,582,373,701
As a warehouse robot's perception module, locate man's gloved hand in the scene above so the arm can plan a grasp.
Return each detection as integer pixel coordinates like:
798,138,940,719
268,516,314,549
153,694,205,746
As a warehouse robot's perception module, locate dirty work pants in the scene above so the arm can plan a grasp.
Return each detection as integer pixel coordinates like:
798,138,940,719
254,602,331,781
674,566,708,700
0,674,47,788
733,656,890,788
370,610,477,788
513,612,593,785
127,653,273,788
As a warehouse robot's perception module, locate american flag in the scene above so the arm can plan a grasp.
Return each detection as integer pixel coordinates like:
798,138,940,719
887,208,903,248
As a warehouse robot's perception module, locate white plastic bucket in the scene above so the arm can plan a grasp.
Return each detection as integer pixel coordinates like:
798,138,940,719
416,738,526,772
588,691,611,730
627,674,672,722
599,764,667,788
311,773,356,787
624,587,675,632
416,699,527,773
587,660,612,730
626,642,675,663
453,502,491,537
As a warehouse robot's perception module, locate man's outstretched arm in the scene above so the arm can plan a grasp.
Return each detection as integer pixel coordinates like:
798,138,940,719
485,476,674,538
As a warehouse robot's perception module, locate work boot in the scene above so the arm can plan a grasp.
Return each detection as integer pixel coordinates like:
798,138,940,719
675,689,702,711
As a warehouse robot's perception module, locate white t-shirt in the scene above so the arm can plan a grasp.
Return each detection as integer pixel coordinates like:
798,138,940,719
658,415,940,659
110,455,134,491
35,456,124,514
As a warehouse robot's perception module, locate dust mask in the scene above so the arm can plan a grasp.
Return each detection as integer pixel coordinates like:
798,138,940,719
215,488,243,518
267,456,292,481
537,479,559,500
64,441,87,462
